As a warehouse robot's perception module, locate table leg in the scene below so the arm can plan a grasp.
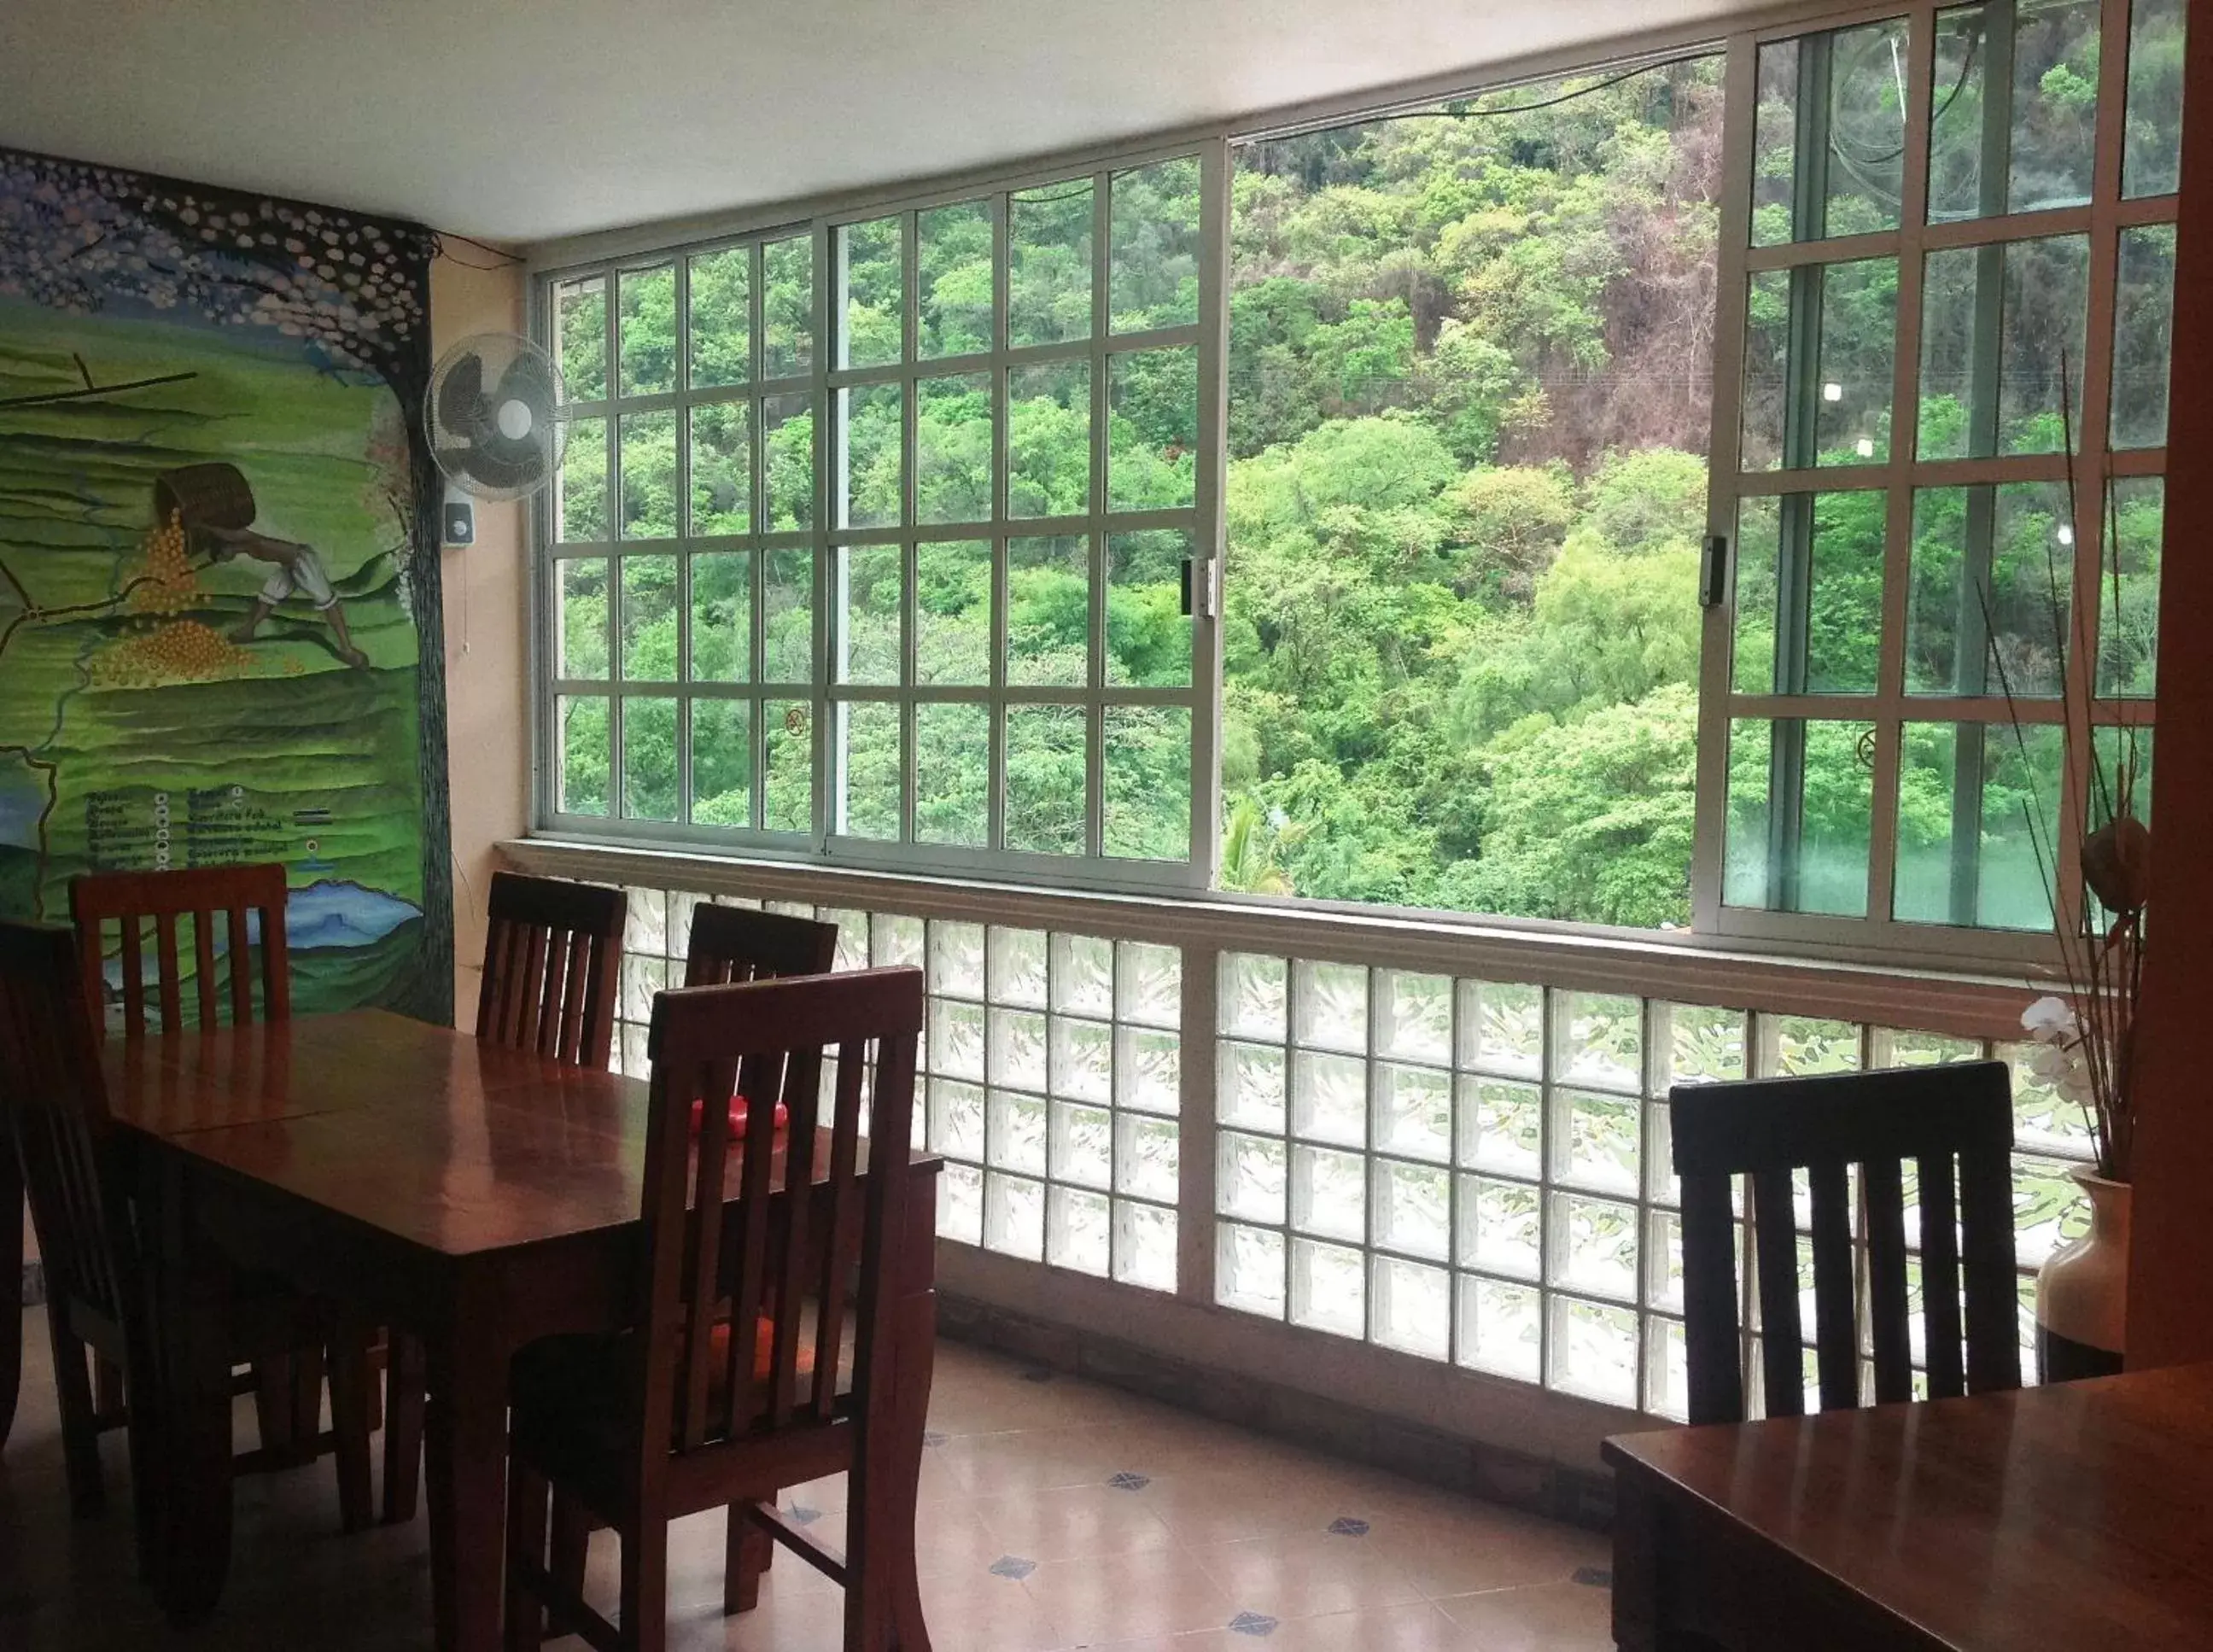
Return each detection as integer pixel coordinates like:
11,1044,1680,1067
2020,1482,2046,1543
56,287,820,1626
2,1145,21,1452
143,1158,235,1627
426,1304,510,1652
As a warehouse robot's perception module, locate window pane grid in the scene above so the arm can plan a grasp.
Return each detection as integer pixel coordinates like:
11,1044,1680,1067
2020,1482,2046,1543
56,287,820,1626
1710,0,2175,948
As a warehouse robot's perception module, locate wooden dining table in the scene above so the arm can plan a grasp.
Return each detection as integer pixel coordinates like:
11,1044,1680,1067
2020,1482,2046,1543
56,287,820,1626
9,1007,942,1652
1605,1362,2213,1650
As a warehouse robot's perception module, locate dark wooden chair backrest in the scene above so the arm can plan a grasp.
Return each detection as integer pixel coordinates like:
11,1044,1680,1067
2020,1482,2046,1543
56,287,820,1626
70,864,291,1036
634,967,922,1474
475,872,627,1069
0,923,136,1340
1672,1060,2020,1425
681,903,839,988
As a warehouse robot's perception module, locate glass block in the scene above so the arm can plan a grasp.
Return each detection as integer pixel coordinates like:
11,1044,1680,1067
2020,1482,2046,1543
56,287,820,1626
1217,1130,1287,1223
870,913,925,967
1289,1144,1366,1242
1217,1223,1287,1317
820,907,871,973
1217,1042,1287,1133
1457,1077,1542,1178
984,1172,1045,1260
1050,1101,1114,1190
1557,992,1641,1093
1115,1028,1180,1115
1662,1003,1746,1086
1553,1194,1639,1302
1550,1296,1639,1407
1051,933,1116,1018
1048,1186,1111,1277
1457,1275,1542,1382
1999,1040,2095,1159
765,900,814,920
1289,1237,1366,1339
1372,1062,1451,1164
1114,1200,1178,1293
988,1007,1048,1093
1115,1113,1180,1204
929,999,985,1082
1376,972,1451,1064
1457,1176,1542,1280
1291,1049,1368,1147
1871,1028,1982,1068
926,1079,985,1162
1766,1016,1861,1076
928,920,986,1000
1293,960,1369,1053
1645,1317,1690,1421
620,952,668,1024
1645,1102,1680,1209
1556,1089,1641,1196
939,1163,984,1245
621,1021,651,1078
987,1090,1048,1176
1049,1016,1113,1103
1115,940,1182,1028
662,891,703,965
2013,1154,2090,1270
1645,1211,1685,1313
622,888,668,959
1457,980,1543,1077
1220,952,1288,1041
1371,1256,1451,1361
989,927,1050,1008
1373,1159,1451,1261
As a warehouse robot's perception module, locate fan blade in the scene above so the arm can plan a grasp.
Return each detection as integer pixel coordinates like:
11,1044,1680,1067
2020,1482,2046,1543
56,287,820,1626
435,352,488,439
462,445,545,495
492,347,557,415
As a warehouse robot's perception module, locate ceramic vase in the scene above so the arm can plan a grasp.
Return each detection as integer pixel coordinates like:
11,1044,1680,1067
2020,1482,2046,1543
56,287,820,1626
2035,1170,2128,1381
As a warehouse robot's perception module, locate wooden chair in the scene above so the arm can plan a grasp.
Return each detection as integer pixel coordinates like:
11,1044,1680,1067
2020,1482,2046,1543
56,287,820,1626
682,902,839,987
1671,1061,2022,1426
476,871,628,1066
69,862,290,1036
502,966,925,1652
379,872,631,1525
0,920,377,1536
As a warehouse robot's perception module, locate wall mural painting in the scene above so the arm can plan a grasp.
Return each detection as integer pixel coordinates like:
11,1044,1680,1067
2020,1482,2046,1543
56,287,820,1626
0,147,453,1021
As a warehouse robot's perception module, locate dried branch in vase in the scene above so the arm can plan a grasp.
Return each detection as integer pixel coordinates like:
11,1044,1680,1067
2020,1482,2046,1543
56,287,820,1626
1984,361,2147,1184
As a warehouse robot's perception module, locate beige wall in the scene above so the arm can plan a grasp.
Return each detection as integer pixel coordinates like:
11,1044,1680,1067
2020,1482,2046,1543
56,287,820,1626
430,254,533,1028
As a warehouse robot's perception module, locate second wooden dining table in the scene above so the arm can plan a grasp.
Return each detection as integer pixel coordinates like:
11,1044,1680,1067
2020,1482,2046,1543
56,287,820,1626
94,1007,943,1652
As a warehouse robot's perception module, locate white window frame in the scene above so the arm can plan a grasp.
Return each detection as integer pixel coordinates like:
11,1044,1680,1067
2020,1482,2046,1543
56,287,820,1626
533,138,1226,896
1691,0,2175,967
526,0,2178,978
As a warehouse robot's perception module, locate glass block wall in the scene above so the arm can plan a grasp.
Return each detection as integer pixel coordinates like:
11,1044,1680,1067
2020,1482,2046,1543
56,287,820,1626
603,883,2093,1418
610,885,1181,1293
1213,949,2095,1419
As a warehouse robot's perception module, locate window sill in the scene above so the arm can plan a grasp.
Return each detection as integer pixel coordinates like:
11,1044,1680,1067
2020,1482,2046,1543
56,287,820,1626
501,833,2040,1042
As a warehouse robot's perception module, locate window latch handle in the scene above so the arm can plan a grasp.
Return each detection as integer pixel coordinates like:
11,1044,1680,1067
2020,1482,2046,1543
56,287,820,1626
1182,557,1195,617
1700,534,1729,610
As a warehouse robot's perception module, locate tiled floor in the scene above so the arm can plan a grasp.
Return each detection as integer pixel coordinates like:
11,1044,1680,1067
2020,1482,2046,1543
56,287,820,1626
0,1305,1614,1649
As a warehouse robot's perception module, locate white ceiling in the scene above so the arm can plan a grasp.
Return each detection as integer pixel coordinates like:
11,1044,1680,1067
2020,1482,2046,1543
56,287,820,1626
0,0,1766,247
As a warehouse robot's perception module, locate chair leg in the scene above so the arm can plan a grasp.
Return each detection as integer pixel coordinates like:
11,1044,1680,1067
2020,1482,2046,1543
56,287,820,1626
551,1493,593,1638
92,1354,126,1427
288,1345,325,1467
723,1503,774,1614
618,1521,669,1652
382,1332,426,1524
505,1461,550,1652
252,1353,294,1457
328,1323,376,1534
48,1313,105,1519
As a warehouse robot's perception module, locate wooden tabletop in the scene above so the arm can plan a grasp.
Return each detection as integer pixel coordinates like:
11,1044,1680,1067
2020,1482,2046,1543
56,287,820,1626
1605,1363,2213,1649
102,1008,924,1258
